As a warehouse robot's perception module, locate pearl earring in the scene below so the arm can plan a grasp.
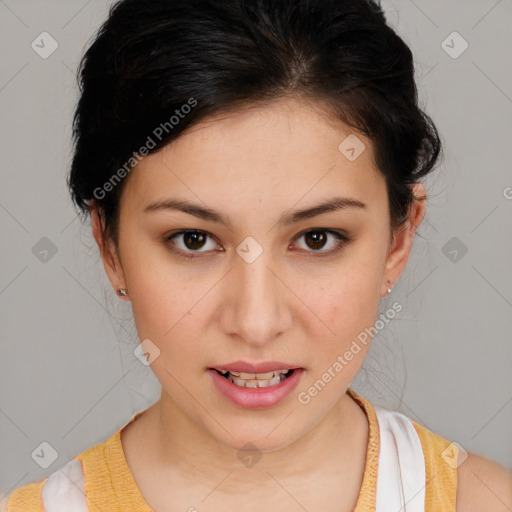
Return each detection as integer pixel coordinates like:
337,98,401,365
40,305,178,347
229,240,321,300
387,280,393,295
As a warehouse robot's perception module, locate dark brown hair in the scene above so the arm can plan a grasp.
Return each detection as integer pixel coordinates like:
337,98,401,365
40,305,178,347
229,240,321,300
67,0,441,245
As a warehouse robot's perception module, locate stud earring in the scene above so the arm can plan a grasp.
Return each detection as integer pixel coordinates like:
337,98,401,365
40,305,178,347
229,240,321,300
117,288,128,297
387,280,393,295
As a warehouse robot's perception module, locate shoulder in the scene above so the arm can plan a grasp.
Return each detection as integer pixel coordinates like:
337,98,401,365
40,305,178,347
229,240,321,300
410,420,512,511
0,422,133,512
0,457,87,512
0,476,48,512
456,451,512,512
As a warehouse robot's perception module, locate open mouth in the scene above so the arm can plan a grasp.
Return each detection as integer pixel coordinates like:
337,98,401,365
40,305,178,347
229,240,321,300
214,368,294,388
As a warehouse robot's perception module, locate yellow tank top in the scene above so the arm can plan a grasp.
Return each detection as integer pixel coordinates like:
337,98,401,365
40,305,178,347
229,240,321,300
6,387,458,511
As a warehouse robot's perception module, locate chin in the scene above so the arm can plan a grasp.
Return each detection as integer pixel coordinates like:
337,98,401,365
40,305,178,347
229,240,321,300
218,429,300,455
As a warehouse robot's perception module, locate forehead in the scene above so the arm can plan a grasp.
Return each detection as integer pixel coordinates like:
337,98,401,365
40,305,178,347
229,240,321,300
120,97,386,218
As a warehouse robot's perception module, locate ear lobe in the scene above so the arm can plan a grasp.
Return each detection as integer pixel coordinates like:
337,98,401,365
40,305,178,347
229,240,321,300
90,207,126,291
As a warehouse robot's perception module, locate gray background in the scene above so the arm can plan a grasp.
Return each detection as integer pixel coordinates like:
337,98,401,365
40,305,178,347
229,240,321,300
1,0,511,497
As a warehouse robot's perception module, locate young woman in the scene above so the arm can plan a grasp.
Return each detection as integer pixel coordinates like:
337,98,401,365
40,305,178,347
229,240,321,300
3,0,512,511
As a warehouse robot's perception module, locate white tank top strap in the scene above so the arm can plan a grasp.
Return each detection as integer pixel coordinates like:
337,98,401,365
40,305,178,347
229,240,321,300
41,458,88,511
373,404,427,512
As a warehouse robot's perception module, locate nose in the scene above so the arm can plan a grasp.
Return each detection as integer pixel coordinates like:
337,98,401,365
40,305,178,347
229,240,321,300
218,248,293,347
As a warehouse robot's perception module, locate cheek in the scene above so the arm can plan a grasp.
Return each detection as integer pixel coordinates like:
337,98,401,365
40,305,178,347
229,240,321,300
321,287,379,340
129,274,207,344
308,265,382,362
119,239,199,339
129,277,208,386
118,230,195,334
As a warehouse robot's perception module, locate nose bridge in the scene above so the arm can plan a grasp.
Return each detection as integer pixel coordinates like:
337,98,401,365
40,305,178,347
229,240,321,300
224,240,290,344
238,248,275,304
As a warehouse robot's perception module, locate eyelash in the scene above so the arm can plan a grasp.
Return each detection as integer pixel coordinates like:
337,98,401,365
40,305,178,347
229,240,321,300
163,229,351,259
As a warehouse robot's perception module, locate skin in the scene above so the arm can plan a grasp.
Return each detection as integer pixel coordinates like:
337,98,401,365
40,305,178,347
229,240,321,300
1,98,510,511
89,96,425,511
89,94,512,512
1,100,511,512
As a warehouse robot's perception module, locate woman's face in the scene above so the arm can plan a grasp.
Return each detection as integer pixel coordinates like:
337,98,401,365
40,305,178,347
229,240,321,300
94,96,423,452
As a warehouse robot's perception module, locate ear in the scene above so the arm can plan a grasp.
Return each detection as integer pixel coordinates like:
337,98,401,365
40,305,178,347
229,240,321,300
381,183,426,297
90,207,129,300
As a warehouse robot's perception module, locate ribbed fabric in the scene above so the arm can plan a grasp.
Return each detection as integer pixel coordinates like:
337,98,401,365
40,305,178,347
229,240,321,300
5,479,47,512
6,387,458,512
348,387,379,512
412,419,458,511
349,388,458,511
76,414,149,512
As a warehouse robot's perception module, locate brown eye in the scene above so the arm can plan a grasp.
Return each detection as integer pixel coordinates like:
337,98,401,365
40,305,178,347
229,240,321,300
304,231,328,250
293,229,350,256
182,231,207,250
165,230,219,258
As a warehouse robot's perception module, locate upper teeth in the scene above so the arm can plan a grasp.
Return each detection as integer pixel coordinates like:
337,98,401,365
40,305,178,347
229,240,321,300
219,370,289,379
218,369,291,388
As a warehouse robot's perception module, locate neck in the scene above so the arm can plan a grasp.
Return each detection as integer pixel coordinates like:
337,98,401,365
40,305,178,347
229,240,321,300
150,389,368,490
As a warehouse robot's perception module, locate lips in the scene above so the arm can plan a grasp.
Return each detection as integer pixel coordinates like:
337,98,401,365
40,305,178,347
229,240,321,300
208,366,305,409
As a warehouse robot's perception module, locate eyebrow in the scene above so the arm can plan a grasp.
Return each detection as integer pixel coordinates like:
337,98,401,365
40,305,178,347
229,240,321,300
143,196,367,228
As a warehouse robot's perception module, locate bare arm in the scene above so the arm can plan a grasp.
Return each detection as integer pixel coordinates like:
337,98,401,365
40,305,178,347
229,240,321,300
0,495,9,512
457,452,512,511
